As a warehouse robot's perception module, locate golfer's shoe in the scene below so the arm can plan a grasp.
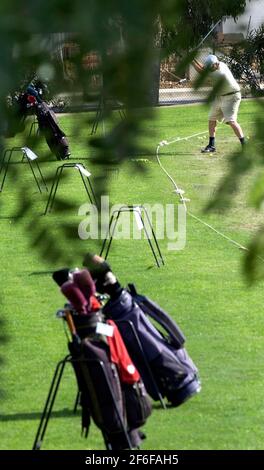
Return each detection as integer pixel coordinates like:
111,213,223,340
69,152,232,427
201,145,216,153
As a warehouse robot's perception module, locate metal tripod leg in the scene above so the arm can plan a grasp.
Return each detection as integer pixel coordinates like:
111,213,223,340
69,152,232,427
28,118,39,137
32,354,70,450
79,170,98,207
34,160,48,192
91,106,103,135
0,150,12,192
100,212,120,260
44,166,63,214
138,212,162,268
73,390,80,413
0,148,11,178
27,158,43,193
0,147,22,192
141,206,165,266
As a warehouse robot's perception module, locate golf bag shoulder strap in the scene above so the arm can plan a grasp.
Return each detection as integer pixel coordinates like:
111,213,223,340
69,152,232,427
127,284,185,349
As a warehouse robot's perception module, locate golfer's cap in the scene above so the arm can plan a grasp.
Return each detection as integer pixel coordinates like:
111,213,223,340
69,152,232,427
204,54,219,68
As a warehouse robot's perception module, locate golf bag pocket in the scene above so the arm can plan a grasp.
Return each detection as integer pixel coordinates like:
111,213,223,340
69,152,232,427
123,379,152,429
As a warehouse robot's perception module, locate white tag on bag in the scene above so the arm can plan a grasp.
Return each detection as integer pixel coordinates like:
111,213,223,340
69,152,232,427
95,322,114,337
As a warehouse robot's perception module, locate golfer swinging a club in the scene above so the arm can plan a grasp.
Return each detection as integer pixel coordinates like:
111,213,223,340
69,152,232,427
192,54,245,153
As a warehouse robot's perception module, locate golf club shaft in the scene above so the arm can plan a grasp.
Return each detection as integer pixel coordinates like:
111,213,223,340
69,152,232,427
65,310,77,336
194,18,223,51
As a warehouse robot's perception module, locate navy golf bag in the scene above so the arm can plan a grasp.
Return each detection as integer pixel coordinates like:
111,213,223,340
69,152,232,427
82,255,201,407
103,288,201,406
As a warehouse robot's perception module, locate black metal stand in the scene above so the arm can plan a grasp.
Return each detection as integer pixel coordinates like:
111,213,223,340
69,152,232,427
73,389,81,414
0,147,48,193
44,162,97,214
100,205,164,267
91,95,126,135
28,117,39,137
33,354,132,450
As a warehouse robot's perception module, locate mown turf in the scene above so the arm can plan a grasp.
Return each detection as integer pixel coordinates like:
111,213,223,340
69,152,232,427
1,99,264,449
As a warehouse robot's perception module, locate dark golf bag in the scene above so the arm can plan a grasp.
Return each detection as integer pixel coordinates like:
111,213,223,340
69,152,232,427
4,81,70,160
69,337,143,450
69,320,151,449
55,269,151,449
36,101,70,160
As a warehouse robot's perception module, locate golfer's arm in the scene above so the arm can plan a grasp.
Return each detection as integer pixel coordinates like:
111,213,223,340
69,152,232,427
192,59,204,73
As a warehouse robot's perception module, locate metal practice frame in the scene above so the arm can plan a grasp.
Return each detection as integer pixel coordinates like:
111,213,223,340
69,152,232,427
28,117,39,137
100,205,165,267
44,162,97,214
91,95,126,135
0,147,47,193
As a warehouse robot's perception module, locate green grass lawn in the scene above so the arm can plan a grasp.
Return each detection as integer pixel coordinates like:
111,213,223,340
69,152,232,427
1,99,264,449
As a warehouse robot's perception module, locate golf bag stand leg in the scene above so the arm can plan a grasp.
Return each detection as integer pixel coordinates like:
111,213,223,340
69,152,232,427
32,354,71,450
73,390,81,413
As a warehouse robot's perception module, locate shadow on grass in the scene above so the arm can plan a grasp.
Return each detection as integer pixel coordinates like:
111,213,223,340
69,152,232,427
0,408,80,422
29,271,55,276
0,216,24,220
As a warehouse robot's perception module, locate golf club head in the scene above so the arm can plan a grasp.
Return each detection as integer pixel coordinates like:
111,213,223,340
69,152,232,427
72,269,96,302
52,268,70,286
61,280,88,315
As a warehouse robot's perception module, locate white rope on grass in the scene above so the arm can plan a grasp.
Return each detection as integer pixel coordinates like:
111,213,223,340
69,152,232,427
157,131,208,210
188,211,249,251
156,144,188,210
156,132,251,254
162,130,208,146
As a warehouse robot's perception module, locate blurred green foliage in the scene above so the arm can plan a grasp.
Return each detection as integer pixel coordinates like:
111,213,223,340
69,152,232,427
223,24,264,96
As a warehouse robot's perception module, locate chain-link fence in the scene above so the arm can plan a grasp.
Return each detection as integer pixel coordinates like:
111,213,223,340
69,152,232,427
56,39,250,110
159,46,217,106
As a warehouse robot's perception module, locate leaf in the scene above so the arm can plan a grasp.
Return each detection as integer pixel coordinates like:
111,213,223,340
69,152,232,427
248,173,264,210
244,227,264,284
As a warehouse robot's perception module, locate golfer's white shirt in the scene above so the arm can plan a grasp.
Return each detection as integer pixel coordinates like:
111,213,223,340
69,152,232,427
210,62,240,95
